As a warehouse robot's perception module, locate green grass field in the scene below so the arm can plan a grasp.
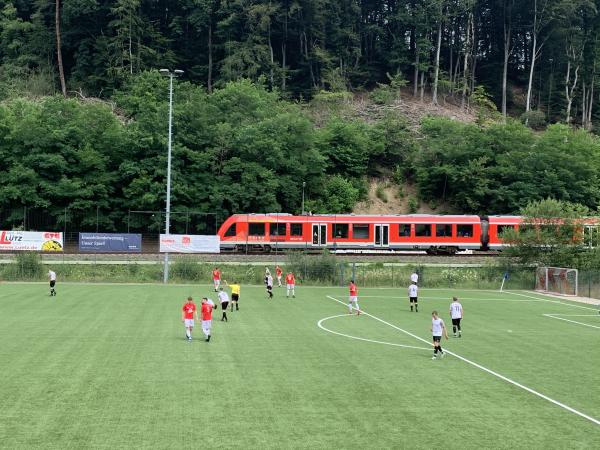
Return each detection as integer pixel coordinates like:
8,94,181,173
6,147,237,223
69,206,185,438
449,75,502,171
1,282,599,449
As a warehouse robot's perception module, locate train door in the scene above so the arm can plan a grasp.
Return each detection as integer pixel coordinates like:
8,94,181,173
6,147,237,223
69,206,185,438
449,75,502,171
374,224,389,247
585,226,600,248
312,224,327,247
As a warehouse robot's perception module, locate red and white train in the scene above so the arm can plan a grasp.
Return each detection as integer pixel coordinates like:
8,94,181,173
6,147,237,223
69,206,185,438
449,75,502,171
216,214,527,253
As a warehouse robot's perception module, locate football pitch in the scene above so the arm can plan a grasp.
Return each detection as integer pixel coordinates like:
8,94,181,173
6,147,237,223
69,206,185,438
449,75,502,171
1,283,599,449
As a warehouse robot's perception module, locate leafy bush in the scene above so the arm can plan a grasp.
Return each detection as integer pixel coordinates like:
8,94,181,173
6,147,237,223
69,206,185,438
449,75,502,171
369,86,396,105
170,257,202,281
4,252,44,280
520,110,546,130
408,197,419,213
287,250,338,284
375,185,388,203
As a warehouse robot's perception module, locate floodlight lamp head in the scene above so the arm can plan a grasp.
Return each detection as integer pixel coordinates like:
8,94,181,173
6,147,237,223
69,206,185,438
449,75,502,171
174,69,184,75
159,69,170,76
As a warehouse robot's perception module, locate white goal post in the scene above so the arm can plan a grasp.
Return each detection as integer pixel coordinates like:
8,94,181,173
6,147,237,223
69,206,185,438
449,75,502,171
535,267,578,297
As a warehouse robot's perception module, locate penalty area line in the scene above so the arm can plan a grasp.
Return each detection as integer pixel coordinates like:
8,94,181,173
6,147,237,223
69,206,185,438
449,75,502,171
326,295,600,427
506,291,600,311
542,314,600,330
317,314,431,351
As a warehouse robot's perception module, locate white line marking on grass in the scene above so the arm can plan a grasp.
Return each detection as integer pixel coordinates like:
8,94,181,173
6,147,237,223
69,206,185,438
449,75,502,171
326,295,600,427
506,291,600,311
317,314,431,351
543,314,600,330
545,314,600,317
360,295,548,302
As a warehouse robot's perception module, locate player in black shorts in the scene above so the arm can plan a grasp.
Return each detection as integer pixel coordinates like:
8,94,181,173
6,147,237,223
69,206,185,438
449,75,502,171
217,288,230,322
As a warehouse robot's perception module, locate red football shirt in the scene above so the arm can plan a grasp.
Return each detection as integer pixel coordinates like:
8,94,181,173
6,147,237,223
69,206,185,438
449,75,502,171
276,267,282,276
201,302,213,321
349,283,357,296
286,274,295,284
182,302,196,319
212,270,221,280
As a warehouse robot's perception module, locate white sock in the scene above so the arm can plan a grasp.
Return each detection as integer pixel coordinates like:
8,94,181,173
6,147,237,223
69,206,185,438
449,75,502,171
292,289,295,296
355,302,360,312
186,328,191,338
287,289,290,296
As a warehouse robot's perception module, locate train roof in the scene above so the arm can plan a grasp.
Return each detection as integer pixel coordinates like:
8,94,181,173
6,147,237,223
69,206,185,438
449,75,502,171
486,216,522,225
230,213,482,223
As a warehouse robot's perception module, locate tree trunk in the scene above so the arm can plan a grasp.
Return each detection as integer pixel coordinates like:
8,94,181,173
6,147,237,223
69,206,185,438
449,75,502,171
582,80,586,127
565,56,580,124
502,1,513,120
420,71,425,101
128,13,133,74
281,7,288,91
413,50,419,97
268,21,274,88
208,24,213,93
461,13,472,110
587,75,594,129
525,0,539,114
55,0,67,97
432,20,442,105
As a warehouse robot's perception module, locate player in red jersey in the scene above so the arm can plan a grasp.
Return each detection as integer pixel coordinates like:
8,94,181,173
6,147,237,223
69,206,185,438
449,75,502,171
212,267,221,292
348,280,360,315
275,265,283,287
285,272,295,298
201,297,216,342
181,296,198,341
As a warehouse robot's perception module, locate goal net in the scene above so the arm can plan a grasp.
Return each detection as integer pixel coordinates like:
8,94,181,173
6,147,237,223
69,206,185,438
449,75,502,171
535,267,578,296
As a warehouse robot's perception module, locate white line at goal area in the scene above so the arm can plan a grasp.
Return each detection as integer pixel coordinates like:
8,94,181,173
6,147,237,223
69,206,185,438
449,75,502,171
325,294,600,427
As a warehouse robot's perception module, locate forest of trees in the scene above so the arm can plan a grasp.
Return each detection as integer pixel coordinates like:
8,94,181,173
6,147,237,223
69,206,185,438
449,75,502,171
3,1,600,231
2,0,600,125
1,74,600,231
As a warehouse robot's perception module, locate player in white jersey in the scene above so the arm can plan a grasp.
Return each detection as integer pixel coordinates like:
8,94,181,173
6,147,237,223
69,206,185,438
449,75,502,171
217,288,230,322
266,274,274,298
431,310,448,359
408,282,418,312
48,270,57,296
410,271,419,284
449,297,463,337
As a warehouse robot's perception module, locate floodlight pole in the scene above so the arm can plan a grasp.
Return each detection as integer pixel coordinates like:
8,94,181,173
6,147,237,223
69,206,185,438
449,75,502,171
160,69,183,283
301,181,306,215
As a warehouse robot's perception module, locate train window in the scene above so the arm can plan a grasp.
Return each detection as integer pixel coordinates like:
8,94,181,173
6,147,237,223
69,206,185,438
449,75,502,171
269,223,286,236
398,224,411,237
436,224,452,237
224,223,237,237
415,224,432,237
333,224,349,239
248,223,265,236
457,224,473,237
352,224,369,239
498,225,516,236
290,223,303,236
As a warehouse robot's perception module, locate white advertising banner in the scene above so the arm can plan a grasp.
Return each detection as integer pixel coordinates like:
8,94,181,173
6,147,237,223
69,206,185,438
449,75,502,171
0,231,64,251
159,234,220,253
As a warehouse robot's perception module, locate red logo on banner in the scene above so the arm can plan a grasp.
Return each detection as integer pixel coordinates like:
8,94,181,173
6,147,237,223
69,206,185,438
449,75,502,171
44,232,61,239
0,231,10,245
182,236,191,245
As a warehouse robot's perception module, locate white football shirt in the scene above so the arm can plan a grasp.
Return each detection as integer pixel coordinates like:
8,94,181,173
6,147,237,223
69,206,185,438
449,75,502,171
410,272,419,283
450,302,463,319
267,275,273,287
48,271,56,281
432,318,444,336
408,284,418,298
218,291,230,304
